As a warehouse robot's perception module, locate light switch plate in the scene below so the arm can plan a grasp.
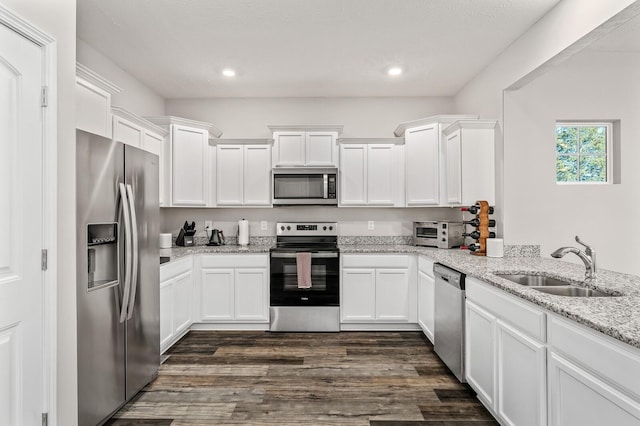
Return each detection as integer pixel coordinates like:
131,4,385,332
261,221,268,231
368,221,374,230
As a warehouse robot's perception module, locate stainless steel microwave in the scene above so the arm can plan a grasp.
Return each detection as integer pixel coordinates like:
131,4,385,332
272,168,338,206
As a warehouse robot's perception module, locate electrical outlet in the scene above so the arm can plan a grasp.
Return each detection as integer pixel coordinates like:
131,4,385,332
204,220,213,230
261,221,268,231
368,221,374,231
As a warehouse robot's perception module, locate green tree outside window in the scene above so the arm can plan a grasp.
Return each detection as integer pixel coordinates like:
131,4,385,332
556,124,609,183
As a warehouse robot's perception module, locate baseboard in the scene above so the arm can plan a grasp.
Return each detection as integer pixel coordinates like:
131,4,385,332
339,323,421,331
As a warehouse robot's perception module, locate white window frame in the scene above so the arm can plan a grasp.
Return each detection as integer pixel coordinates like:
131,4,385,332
555,122,613,185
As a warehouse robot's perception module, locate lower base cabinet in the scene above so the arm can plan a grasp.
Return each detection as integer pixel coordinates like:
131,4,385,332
341,255,416,325
200,254,269,323
417,256,435,342
160,257,194,353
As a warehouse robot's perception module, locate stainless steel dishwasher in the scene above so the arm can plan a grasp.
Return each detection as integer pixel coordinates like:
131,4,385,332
433,263,466,383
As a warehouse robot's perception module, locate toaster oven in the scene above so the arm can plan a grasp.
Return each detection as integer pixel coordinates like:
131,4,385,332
414,221,464,249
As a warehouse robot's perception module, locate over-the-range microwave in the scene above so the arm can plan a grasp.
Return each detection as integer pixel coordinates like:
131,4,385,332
272,168,338,206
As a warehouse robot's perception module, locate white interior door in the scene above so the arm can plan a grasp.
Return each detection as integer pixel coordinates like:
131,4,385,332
0,23,44,425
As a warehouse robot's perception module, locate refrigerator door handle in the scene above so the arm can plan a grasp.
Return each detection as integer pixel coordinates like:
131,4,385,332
119,183,133,323
126,184,139,320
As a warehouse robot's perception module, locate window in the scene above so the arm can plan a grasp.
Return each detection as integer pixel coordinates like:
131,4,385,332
556,122,612,183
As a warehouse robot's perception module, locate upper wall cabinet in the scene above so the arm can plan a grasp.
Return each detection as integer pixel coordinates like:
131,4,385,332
443,120,496,206
145,116,222,207
111,107,169,205
338,139,405,207
76,63,122,138
269,125,342,167
394,115,481,207
215,141,272,207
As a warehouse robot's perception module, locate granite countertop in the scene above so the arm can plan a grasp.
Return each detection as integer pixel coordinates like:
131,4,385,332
341,244,640,350
160,239,640,349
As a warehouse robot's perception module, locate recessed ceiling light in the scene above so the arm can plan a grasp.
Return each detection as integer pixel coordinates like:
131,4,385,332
387,67,403,76
222,69,236,77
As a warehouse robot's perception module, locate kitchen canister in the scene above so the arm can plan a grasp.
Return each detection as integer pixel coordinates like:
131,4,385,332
238,219,249,246
159,233,173,249
486,238,504,258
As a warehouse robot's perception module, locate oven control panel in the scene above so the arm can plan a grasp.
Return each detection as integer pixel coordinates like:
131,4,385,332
276,222,338,236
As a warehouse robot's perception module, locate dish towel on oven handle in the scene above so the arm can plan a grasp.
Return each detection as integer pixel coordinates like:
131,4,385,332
296,252,312,289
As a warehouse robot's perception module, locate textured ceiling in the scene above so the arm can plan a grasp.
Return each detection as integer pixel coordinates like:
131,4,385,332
77,0,563,98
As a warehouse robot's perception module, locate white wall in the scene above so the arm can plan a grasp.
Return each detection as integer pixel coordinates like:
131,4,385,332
162,96,461,233
454,0,639,251
77,38,164,116
166,96,454,138
0,0,77,424
504,51,640,274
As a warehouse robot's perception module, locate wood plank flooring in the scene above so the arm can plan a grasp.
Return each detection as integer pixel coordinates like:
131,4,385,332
106,331,497,425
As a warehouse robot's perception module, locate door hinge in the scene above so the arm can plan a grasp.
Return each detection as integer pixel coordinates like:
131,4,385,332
41,249,48,271
41,86,48,107
42,413,48,426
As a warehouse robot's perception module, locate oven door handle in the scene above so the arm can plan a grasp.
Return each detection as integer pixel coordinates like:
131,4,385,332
271,252,339,259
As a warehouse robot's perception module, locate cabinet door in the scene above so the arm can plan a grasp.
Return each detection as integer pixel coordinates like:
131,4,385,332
172,271,193,335
375,269,409,321
143,131,165,206
405,124,439,206
76,77,112,138
497,320,546,426
367,144,395,206
341,269,375,321
201,269,234,320
339,144,367,206
446,130,462,205
306,132,337,166
159,279,174,352
273,132,305,166
548,352,640,426
417,270,435,342
465,300,497,408
234,268,269,321
216,145,244,206
172,125,208,206
113,116,143,148
243,145,272,206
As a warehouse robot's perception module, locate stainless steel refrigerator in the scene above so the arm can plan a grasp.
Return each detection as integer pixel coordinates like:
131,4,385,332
76,130,160,425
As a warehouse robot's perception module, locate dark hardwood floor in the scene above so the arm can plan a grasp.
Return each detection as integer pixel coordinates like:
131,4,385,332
106,331,498,425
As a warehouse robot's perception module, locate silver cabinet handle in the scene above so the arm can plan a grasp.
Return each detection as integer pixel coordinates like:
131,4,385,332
323,174,328,199
126,184,139,320
271,252,339,259
118,183,132,323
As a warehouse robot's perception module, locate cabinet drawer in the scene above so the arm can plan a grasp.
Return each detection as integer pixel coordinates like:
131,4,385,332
466,277,546,342
201,253,269,268
549,315,640,399
418,255,435,278
160,256,193,282
342,254,409,268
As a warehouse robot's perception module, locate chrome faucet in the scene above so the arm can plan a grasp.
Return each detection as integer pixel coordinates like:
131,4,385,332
551,236,597,279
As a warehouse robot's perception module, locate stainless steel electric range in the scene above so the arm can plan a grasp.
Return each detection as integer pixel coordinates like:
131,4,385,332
269,222,340,332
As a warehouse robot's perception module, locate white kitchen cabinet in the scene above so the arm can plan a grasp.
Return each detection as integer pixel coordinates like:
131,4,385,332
465,277,547,425
270,127,341,167
111,107,169,205
159,256,194,353
145,116,222,207
200,254,269,323
548,316,640,426
339,141,404,207
341,254,416,326
443,120,496,206
76,63,121,138
404,124,439,206
216,144,272,206
417,256,435,342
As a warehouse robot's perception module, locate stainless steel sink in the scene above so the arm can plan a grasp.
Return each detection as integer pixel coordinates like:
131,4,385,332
495,273,573,287
532,286,612,297
495,273,617,297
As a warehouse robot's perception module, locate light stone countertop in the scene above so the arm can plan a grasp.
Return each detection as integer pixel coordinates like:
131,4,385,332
161,241,640,350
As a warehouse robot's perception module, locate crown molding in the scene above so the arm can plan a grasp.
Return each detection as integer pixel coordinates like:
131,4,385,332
111,106,169,137
268,125,343,134
393,114,479,137
76,62,122,94
210,138,274,145
442,119,497,136
144,115,223,138
338,137,404,145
